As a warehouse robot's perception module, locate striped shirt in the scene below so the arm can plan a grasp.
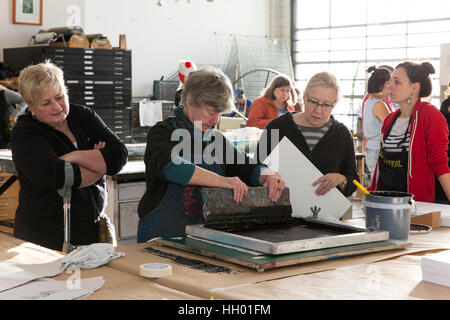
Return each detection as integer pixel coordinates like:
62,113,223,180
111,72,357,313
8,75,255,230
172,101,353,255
297,119,333,150
381,117,410,153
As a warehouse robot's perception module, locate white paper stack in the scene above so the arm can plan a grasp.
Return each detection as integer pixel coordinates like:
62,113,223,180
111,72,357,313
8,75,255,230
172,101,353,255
0,244,124,299
421,250,450,287
0,277,104,300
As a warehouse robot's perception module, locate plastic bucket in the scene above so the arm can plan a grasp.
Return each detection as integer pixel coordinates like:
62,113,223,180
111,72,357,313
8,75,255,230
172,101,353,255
362,191,415,241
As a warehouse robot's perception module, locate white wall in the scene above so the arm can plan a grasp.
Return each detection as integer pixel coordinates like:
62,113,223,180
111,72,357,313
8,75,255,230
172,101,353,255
1,0,273,97
270,0,291,40
0,0,86,61
84,0,271,96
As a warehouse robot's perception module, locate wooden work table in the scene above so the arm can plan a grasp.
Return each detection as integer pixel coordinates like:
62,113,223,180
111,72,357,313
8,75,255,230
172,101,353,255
0,232,201,300
1,222,450,300
1,148,450,301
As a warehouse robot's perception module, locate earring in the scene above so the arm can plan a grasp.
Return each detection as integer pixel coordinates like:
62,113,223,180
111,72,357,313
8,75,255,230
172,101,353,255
407,95,412,104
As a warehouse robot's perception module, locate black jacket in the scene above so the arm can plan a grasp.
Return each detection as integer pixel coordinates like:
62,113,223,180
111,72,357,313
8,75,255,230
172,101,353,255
137,117,263,219
11,104,128,250
257,112,358,197
436,98,450,202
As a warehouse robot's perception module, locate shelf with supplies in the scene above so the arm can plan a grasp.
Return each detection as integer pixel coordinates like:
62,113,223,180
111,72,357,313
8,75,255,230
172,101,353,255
3,45,133,143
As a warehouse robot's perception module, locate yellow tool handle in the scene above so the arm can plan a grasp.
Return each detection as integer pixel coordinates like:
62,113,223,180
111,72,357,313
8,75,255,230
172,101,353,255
352,179,370,195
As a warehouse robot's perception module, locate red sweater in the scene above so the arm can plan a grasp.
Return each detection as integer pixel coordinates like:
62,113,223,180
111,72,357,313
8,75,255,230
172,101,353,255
368,99,450,202
246,96,295,129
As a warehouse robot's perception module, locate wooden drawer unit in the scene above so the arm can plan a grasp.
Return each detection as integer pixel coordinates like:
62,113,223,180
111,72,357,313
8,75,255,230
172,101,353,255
0,197,19,220
0,173,19,222
118,201,139,238
118,181,146,201
106,178,145,241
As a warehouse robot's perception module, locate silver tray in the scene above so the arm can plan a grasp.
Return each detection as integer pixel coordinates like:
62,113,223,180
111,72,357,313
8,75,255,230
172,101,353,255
186,218,389,255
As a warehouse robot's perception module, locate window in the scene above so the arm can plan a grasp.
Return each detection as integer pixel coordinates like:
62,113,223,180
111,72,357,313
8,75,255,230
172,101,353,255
292,0,450,133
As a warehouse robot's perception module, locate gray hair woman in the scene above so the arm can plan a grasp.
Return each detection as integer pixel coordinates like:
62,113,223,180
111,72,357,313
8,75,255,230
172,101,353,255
11,61,128,250
247,74,297,129
257,71,358,197
137,66,286,242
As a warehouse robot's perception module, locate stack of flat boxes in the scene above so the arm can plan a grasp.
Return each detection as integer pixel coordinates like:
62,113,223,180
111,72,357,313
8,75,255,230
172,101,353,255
3,46,132,143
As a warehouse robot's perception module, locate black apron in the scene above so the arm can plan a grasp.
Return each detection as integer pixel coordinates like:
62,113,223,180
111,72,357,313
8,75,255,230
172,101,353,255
378,114,411,192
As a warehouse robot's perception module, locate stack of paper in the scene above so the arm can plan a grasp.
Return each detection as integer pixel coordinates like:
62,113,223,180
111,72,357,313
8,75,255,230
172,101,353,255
0,277,104,300
421,250,450,287
0,261,104,300
0,244,125,300
415,201,450,227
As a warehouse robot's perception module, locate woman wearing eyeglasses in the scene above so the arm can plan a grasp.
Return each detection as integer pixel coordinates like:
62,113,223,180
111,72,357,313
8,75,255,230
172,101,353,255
257,72,358,197
246,75,296,129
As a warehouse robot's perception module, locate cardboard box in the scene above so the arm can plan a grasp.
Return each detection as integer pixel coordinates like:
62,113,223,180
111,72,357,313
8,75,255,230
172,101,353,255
411,211,441,228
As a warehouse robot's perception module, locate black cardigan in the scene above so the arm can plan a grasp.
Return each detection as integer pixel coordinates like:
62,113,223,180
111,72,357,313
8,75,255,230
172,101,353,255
256,112,358,197
11,104,128,250
137,117,263,219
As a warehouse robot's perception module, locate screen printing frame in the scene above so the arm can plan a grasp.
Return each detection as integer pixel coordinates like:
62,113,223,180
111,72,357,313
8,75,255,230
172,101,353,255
186,218,390,255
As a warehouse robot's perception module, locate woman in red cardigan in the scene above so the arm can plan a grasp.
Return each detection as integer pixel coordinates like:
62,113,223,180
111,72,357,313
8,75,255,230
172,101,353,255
368,61,450,202
246,75,296,129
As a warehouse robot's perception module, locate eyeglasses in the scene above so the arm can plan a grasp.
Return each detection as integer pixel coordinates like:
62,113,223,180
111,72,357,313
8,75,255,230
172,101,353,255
306,97,334,110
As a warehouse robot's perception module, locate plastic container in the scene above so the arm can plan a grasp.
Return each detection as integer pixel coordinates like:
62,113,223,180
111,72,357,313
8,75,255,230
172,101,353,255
362,191,415,241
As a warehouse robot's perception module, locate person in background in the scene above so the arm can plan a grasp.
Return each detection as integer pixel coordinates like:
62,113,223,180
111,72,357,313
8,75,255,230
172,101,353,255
257,72,358,197
11,61,128,250
440,81,450,113
368,61,450,203
362,66,392,178
174,60,197,107
228,88,253,118
435,82,450,203
137,66,287,242
246,74,296,129
292,87,304,112
0,84,28,148
361,65,396,113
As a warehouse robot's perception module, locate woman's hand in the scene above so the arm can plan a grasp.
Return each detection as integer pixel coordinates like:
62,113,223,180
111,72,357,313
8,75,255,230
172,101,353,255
8,114,17,123
93,141,106,149
259,170,286,202
312,173,346,196
58,141,105,163
222,176,248,203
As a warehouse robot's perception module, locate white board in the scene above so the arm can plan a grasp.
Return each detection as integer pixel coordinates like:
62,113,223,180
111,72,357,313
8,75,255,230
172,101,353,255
262,136,351,220
440,43,450,86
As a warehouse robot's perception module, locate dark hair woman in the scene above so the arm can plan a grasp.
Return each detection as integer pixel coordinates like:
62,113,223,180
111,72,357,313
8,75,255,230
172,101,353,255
368,61,450,203
362,66,393,177
246,74,296,129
